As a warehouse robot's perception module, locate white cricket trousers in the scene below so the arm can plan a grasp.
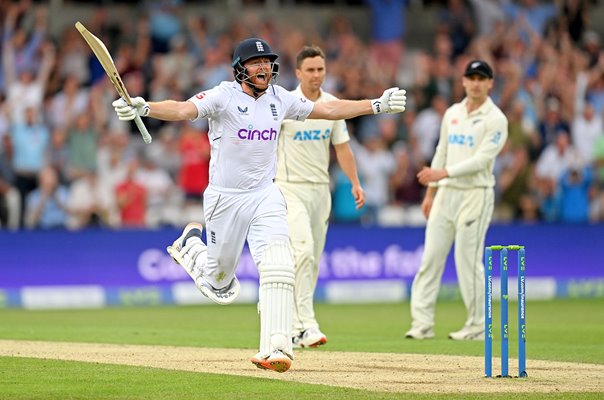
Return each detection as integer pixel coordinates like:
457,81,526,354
277,181,331,334
202,183,289,289
410,186,494,330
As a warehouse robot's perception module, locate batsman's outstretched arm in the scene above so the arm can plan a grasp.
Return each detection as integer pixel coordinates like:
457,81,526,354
113,97,198,122
308,87,406,120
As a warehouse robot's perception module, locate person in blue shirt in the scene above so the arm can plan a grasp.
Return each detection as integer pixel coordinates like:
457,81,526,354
25,165,70,229
559,166,592,223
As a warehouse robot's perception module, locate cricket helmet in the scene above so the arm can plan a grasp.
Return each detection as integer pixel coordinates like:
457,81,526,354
232,38,279,84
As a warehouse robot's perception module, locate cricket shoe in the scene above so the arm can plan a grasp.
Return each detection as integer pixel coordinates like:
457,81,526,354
448,324,485,340
293,327,327,348
167,222,240,305
251,350,293,373
404,326,435,340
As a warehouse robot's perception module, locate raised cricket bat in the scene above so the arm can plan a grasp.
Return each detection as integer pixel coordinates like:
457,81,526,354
75,21,152,144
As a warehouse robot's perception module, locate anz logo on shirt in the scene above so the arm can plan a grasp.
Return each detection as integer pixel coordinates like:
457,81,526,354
293,129,331,141
491,131,502,144
448,133,475,147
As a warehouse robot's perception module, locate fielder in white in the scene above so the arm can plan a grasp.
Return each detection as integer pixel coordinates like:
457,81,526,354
276,46,365,349
113,37,406,372
405,60,508,340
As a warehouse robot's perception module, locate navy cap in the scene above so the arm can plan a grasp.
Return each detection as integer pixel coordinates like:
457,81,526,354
464,60,493,79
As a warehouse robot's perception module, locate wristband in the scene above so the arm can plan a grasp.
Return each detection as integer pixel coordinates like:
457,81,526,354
371,99,383,114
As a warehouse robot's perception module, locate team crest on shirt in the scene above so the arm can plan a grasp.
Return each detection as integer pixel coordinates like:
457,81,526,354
270,103,278,120
237,106,249,115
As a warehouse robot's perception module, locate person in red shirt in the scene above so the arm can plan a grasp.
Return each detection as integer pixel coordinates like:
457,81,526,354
178,123,210,203
115,159,147,227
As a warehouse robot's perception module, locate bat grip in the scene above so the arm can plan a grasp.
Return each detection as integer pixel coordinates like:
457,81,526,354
134,114,152,144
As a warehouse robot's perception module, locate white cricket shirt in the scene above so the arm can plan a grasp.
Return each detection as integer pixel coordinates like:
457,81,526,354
431,96,508,189
188,81,314,190
276,86,350,184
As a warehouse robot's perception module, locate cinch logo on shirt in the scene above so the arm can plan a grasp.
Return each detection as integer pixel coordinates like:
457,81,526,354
238,127,278,140
293,129,331,141
448,133,475,147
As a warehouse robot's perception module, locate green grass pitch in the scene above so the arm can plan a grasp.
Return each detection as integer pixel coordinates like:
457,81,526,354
1,298,603,399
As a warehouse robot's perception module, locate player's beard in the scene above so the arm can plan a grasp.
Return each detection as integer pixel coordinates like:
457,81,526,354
248,70,271,91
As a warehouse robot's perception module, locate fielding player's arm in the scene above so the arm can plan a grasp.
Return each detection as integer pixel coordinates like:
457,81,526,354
334,142,365,209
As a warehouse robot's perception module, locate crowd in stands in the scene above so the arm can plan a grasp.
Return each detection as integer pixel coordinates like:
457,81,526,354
1,0,604,230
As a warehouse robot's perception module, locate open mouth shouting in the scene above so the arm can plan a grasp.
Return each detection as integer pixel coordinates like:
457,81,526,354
252,71,270,88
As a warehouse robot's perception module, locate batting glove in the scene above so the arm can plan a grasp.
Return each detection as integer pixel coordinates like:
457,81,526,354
371,87,407,114
112,97,150,121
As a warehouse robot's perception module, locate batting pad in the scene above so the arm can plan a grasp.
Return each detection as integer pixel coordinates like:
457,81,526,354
258,240,295,359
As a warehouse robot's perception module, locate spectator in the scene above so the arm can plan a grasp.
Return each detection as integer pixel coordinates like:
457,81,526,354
571,101,603,164
496,145,532,221
25,165,70,229
355,133,396,225
161,34,196,93
535,129,582,189
46,128,69,184
538,98,570,152
134,150,177,227
0,134,19,229
582,30,601,68
46,74,90,131
538,176,561,222
67,168,117,229
503,0,558,41
2,4,54,124
10,106,50,227
1,3,47,90
390,141,424,207
437,0,475,58
178,123,209,205
559,164,593,223
145,125,181,180
468,0,505,37
412,94,448,164
66,113,99,182
147,0,183,54
590,123,604,221
364,0,409,82
115,159,147,228
561,0,589,45
96,131,131,195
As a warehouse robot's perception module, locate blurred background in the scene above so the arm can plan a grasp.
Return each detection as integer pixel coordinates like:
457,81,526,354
1,0,603,309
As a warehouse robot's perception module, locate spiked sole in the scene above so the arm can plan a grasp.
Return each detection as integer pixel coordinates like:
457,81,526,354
251,357,291,373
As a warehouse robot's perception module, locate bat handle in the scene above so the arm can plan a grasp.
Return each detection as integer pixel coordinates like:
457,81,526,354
133,114,152,144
